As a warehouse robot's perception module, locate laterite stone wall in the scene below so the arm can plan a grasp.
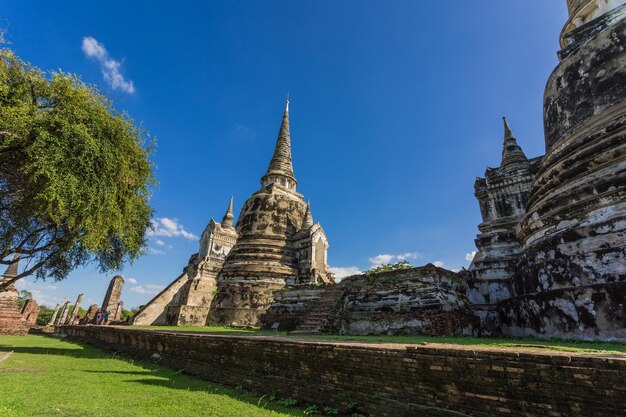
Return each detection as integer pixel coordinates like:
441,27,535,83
59,326,626,417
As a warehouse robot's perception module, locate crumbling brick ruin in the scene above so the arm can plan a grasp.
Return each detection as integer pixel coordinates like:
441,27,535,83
469,0,626,340
263,265,477,336
81,304,99,324
20,298,39,325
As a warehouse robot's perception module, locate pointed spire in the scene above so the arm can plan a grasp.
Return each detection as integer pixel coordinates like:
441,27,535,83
302,200,313,229
500,117,528,169
221,197,235,230
503,117,514,138
261,100,297,188
2,253,19,280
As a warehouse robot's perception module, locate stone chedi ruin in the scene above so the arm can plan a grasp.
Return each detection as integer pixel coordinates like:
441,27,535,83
0,258,29,335
133,101,334,327
468,119,543,332
470,0,626,340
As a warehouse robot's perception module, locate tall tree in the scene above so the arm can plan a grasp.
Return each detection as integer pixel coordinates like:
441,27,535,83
0,44,155,291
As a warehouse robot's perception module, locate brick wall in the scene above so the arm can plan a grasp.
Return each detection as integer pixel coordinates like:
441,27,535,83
59,326,625,417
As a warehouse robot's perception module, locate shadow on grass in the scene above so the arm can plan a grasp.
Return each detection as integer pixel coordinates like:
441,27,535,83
122,378,305,416
0,345,104,359
83,370,154,375
0,335,304,416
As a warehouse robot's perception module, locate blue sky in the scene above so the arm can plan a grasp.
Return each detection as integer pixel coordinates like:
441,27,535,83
1,1,568,309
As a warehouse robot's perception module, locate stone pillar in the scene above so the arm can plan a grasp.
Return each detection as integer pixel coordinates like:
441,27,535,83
56,301,70,326
81,304,99,324
101,275,124,319
48,304,60,326
114,300,124,322
67,293,84,324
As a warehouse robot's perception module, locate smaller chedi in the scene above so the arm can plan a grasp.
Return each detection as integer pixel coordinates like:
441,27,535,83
132,101,334,327
0,256,30,335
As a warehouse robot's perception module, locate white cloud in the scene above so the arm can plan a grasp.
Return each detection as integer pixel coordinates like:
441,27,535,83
148,247,166,255
154,239,165,247
81,36,135,93
396,252,421,261
148,217,198,241
130,284,164,296
368,252,421,267
127,277,138,285
15,279,64,308
330,266,362,281
465,251,477,262
145,284,164,290
369,254,394,266
433,261,445,268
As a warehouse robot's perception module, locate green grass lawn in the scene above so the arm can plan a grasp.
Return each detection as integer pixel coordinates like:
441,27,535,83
133,325,626,355
0,335,305,417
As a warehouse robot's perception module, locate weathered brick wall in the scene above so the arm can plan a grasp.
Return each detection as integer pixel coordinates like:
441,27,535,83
59,326,625,417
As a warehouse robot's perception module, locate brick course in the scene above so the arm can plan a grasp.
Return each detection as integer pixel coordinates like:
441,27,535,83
59,326,625,417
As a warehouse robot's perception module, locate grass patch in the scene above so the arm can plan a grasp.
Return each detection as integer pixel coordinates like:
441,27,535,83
0,335,305,417
131,325,625,355
133,325,267,334
300,334,626,355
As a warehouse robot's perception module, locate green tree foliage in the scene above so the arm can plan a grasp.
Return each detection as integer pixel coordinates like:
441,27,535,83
0,45,155,290
36,304,55,325
365,261,412,275
66,305,87,319
17,289,32,308
120,309,135,320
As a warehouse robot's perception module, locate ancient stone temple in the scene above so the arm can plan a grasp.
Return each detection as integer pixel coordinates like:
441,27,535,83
132,101,333,327
470,0,626,340
0,258,29,335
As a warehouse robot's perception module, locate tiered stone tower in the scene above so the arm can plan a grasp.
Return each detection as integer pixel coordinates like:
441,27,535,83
166,199,239,325
468,119,542,332
132,101,333,327
504,0,626,339
207,101,333,326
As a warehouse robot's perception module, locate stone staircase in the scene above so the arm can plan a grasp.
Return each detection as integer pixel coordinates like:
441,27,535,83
291,285,343,334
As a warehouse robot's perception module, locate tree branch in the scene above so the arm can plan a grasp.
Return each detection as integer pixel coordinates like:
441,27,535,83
0,251,56,291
